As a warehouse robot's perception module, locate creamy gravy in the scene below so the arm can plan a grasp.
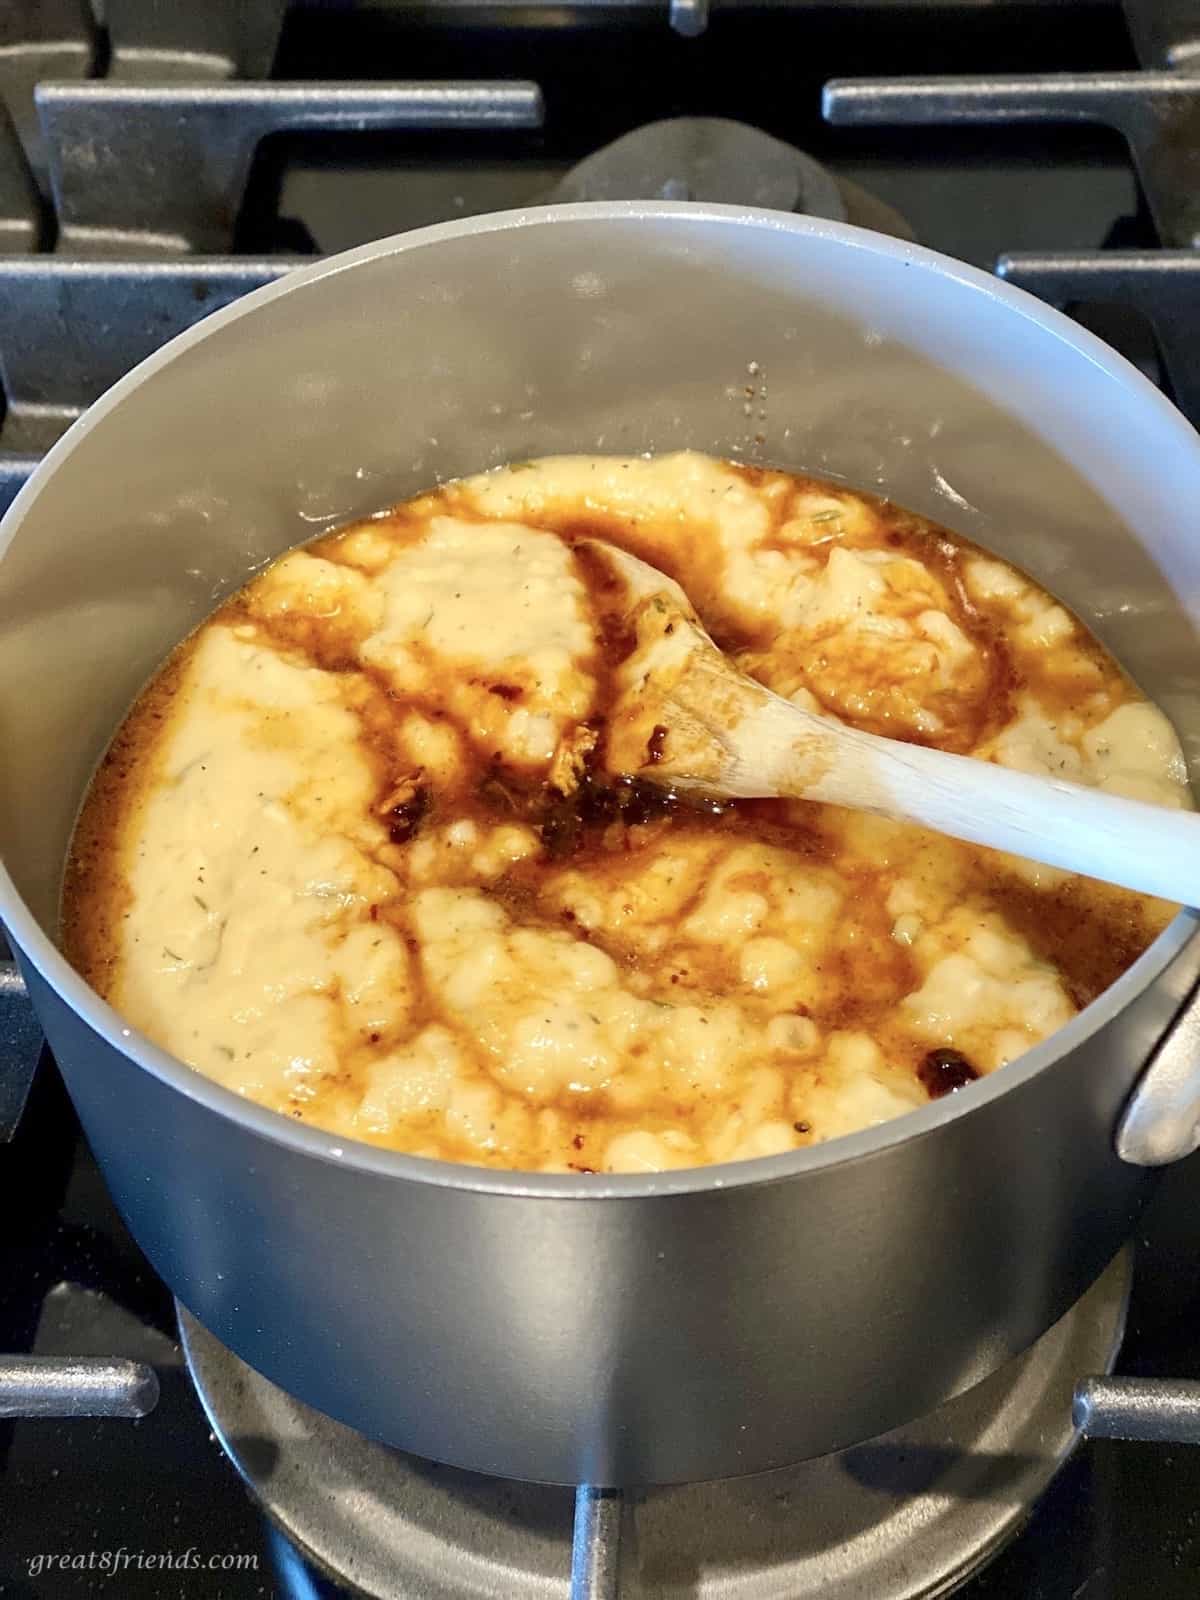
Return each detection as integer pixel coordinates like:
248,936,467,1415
63,453,1189,1173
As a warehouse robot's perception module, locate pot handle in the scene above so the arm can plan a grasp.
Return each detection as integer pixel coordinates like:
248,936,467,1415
1117,971,1200,1166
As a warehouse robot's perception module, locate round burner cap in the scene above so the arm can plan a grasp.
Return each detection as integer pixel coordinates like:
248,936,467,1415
545,117,846,217
180,1250,1129,1599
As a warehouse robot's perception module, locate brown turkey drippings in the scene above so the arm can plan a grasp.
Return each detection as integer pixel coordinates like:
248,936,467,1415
918,1048,980,1098
476,742,726,859
60,451,1184,1175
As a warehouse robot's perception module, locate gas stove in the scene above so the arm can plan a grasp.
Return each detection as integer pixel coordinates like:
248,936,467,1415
2,1,1200,1596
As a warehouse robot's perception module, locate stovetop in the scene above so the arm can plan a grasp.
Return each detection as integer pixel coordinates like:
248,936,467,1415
2,0,1200,1595
3,1067,1200,1598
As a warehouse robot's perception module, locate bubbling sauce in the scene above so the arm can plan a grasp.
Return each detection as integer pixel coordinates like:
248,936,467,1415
62,452,1189,1174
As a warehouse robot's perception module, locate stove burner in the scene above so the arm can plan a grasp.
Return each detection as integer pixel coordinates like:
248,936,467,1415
544,118,916,242
179,1250,1129,1600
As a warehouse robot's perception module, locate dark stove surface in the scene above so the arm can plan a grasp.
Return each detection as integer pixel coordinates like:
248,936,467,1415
264,2,1141,259
2,1064,1200,1599
232,1,1177,414
3,1,1200,1595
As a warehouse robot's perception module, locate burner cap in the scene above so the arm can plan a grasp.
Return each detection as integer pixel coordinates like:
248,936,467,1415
544,118,915,242
180,1251,1129,1599
547,117,842,215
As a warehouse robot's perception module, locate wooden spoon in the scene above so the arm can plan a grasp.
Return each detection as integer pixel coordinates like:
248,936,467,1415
584,539,1200,905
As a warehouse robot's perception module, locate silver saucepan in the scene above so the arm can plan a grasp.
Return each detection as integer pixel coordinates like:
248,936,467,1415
3,204,1200,1487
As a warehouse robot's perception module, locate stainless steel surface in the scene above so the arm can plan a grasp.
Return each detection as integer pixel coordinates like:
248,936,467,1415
0,105,38,254
1074,1375,1200,1443
3,208,1200,1484
0,1354,159,1419
0,259,297,454
105,0,289,81
1116,969,1200,1164
0,0,93,194
996,251,1200,426
823,71,1200,248
38,81,547,254
571,1487,623,1600
0,956,42,1143
1123,0,1200,67
178,1251,1131,1597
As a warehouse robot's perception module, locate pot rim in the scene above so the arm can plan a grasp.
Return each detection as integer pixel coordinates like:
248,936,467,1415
3,200,1199,1199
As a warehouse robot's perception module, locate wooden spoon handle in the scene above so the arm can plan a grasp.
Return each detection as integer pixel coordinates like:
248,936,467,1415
720,692,1200,904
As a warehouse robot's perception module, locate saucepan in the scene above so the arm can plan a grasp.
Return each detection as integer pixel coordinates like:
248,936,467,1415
2,204,1200,1487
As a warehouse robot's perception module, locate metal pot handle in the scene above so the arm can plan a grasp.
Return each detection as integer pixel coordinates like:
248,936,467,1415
1117,970,1200,1166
